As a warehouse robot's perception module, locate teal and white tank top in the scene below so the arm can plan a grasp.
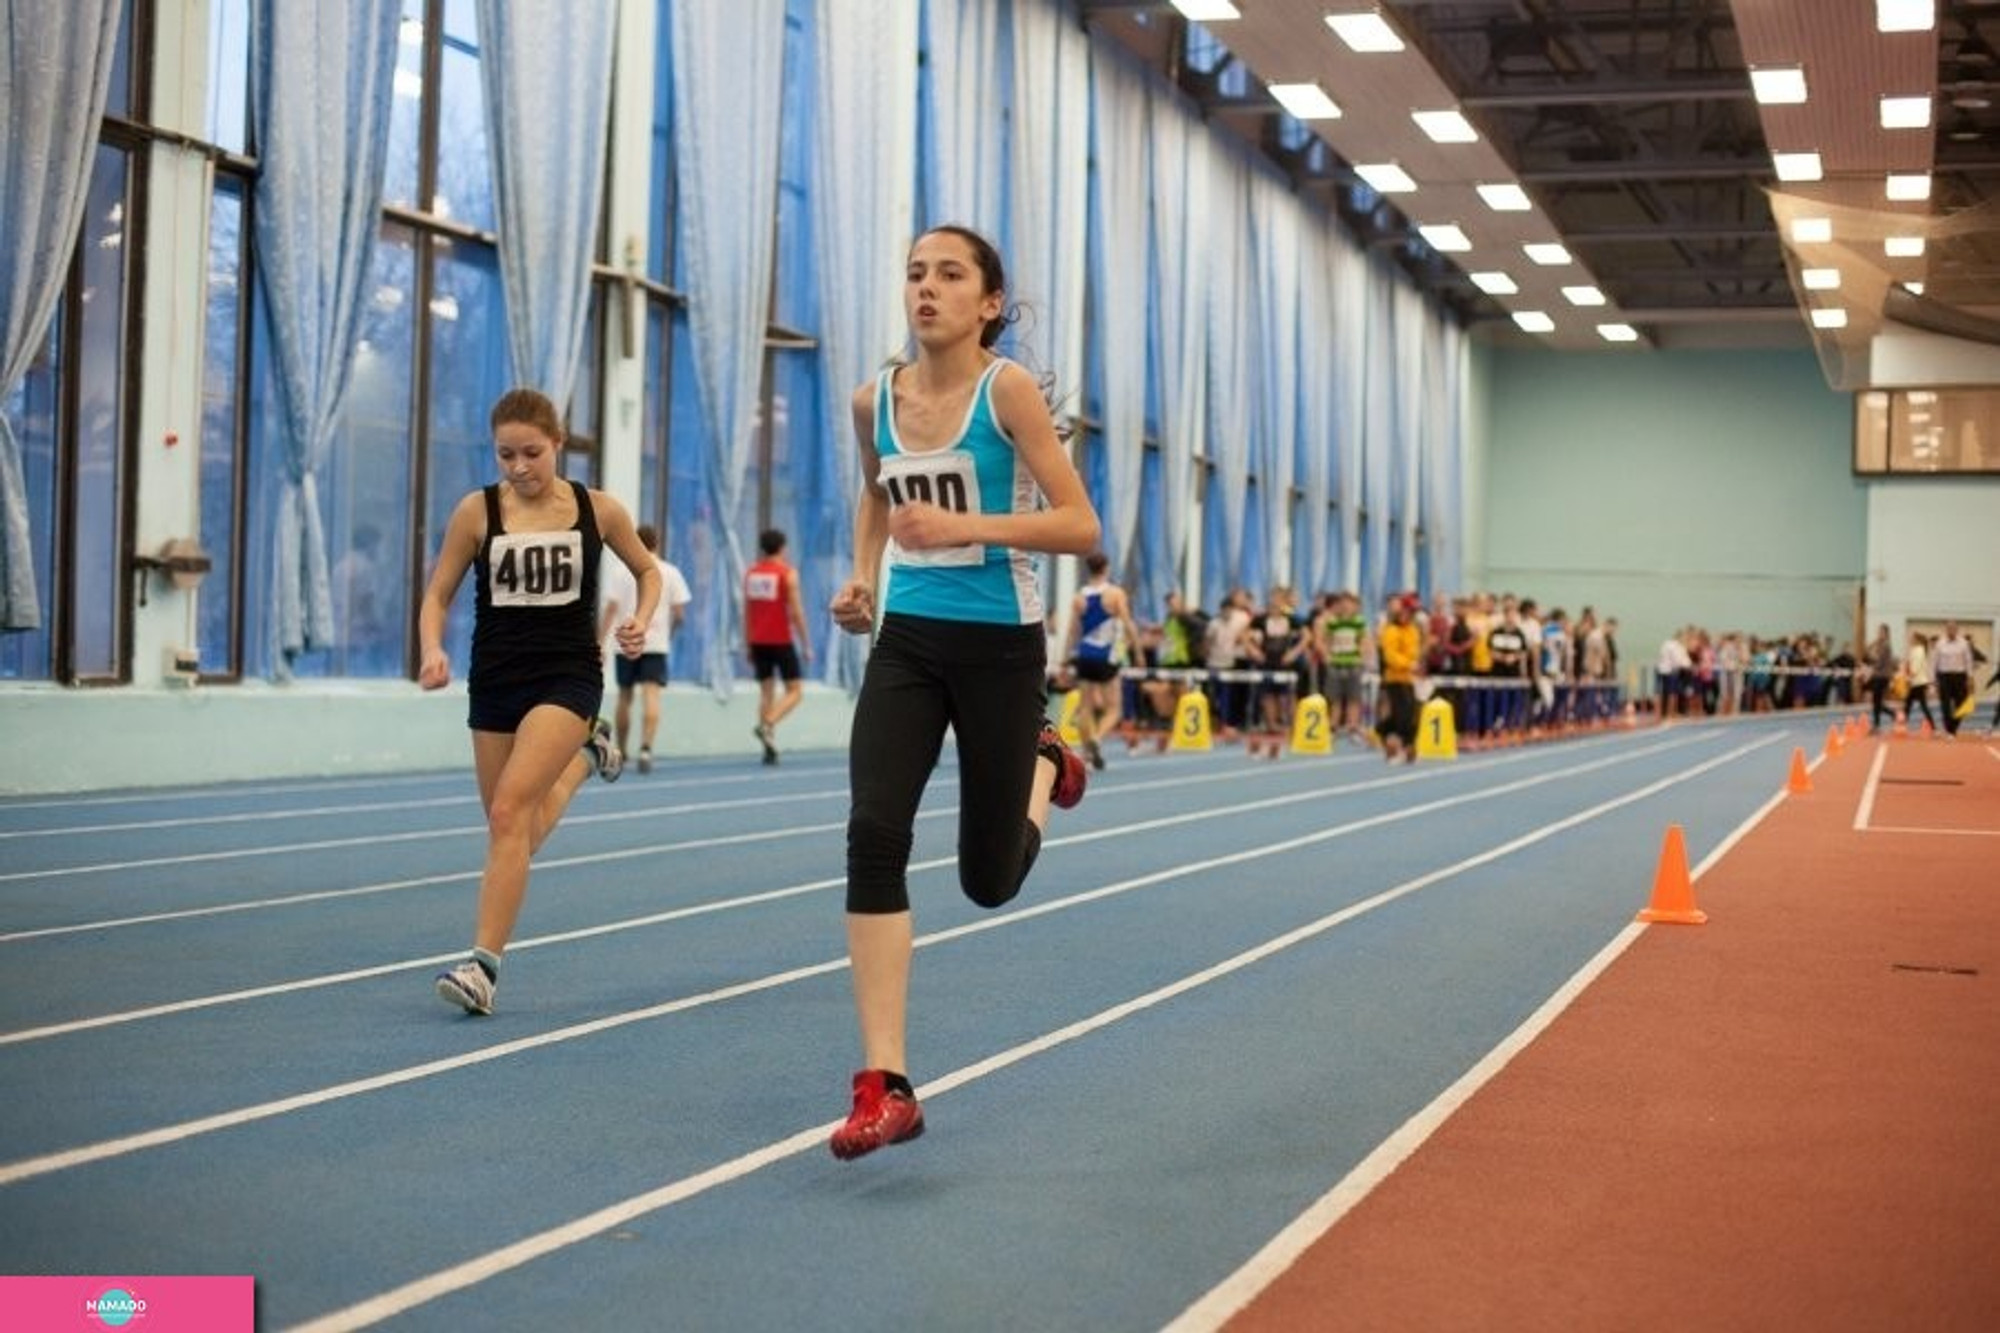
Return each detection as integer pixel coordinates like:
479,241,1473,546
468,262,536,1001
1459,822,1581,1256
874,358,1044,625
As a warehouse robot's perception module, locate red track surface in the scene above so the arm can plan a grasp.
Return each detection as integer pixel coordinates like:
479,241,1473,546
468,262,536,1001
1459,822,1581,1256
1228,732,2000,1332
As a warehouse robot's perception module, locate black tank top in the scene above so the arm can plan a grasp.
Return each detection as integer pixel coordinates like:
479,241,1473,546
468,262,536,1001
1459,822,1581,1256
469,479,602,688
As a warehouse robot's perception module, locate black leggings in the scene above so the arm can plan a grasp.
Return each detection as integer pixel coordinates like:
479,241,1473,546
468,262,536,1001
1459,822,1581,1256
847,613,1046,915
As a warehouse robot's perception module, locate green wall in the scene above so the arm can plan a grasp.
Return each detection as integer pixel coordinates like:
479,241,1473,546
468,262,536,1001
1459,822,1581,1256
1471,345,1868,673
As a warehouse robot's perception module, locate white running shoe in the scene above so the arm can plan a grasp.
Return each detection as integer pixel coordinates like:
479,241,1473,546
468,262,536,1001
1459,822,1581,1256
435,960,495,1015
586,717,623,782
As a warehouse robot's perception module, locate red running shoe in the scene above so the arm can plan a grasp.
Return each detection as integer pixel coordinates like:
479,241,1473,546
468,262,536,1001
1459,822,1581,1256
830,1070,925,1160
1037,723,1088,810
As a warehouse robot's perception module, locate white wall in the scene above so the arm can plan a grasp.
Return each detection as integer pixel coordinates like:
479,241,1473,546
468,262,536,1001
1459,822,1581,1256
1864,478,2000,646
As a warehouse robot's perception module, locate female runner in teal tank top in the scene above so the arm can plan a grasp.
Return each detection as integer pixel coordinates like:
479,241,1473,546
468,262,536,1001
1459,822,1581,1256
825,225,1100,1160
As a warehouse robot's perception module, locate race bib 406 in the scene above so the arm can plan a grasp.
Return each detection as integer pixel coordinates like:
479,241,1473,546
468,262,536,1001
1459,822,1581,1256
489,530,584,606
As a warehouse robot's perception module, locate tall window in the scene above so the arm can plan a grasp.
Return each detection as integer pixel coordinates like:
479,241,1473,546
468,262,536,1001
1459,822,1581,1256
250,0,510,680
1,3,145,683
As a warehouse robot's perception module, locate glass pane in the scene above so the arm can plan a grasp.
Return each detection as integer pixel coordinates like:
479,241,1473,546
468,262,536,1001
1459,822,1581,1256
72,146,134,681
1886,387,2000,473
205,0,251,154
328,225,419,678
0,322,60,680
434,0,494,231
424,238,510,674
105,0,134,119
1855,392,1888,473
383,1,427,212
198,181,248,676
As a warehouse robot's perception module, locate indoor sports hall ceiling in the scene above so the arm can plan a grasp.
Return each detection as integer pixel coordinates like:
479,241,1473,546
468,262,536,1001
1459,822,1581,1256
1081,0,2000,361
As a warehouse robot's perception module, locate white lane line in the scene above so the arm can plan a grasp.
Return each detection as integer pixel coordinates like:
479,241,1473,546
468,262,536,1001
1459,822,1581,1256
1854,743,1888,831
0,736,1710,1038
0,733,1663,943
1862,825,2000,837
0,760,853,816
0,734,1748,1185
0,763,873,840
288,734,1779,1333
0,795,476,841
1164,748,1793,1333
0,787,854,884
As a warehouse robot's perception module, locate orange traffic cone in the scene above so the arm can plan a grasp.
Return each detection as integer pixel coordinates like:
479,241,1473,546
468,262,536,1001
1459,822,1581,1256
1787,746,1813,795
1825,724,1843,758
1918,717,1933,739
1637,824,1706,925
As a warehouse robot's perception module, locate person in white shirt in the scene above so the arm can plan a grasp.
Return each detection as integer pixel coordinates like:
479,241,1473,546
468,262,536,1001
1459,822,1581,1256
1929,620,1975,737
1903,630,1937,734
1657,630,1693,718
599,524,693,773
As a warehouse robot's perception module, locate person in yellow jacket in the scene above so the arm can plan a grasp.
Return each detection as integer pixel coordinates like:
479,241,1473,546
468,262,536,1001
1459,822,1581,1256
1376,594,1422,763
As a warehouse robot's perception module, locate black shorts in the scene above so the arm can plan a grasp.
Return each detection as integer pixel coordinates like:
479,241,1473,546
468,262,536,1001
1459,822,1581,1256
467,672,603,733
750,644,802,682
1071,657,1121,684
615,652,669,689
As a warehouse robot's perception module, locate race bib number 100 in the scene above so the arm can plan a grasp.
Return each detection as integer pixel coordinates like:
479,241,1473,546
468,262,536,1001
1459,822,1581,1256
879,451,983,568
489,530,584,607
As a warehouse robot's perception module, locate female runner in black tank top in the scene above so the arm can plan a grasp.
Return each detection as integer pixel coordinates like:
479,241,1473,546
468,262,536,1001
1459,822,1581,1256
418,388,661,1015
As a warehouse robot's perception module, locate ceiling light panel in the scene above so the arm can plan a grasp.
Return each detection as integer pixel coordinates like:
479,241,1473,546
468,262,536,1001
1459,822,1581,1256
1811,308,1850,329
1876,0,1934,33
1750,67,1809,104
1801,268,1842,290
1470,271,1518,295
1597,324,1641,343
1524,243,1572,266
1170,0,1241,20
1325,11,1404,53
1879,95,1932,128
1791,217,1834,244
1512,311,1555,333
1886,172,1932,200
1269,82,1342,120
1772,151,1824,182
1563,285,1607,306
1418,223,1472,252
1411,109,1478,143
1355,163,1417,193
1885,235,1927,257
1476,182,1531,211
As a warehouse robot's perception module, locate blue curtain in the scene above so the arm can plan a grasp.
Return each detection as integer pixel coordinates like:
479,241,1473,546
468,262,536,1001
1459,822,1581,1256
0,0,125,631
475,0,617,410
1387,284,1425,594
921,0,1006,233
250,0,400,674
1330,240,1369,595
1250,172,1300,596
1358,260,1396,610
671,0,787,694
1148,93,1209,605
1203,151,1252,608
811,0,918,688
1087,46,1150,575
1297,225,1338,595
1008,0,1090,400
